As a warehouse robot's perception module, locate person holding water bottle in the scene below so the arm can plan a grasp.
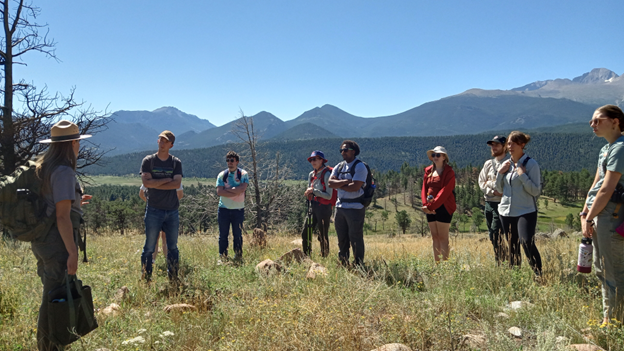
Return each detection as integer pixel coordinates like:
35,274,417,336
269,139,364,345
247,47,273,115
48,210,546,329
421,146,456,262
581,105,624,326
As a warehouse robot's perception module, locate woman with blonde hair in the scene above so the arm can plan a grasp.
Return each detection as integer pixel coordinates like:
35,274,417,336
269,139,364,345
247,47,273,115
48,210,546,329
421,146,456,262
581,104,624,326
32,120,92,350
496,131,542,276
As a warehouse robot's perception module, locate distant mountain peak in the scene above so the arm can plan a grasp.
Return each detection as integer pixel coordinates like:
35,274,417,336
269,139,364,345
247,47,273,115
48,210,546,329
152,106,183,114
572,68,619,84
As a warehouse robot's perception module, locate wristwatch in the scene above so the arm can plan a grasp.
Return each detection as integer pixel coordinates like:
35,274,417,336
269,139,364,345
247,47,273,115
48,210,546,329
579,211,587,217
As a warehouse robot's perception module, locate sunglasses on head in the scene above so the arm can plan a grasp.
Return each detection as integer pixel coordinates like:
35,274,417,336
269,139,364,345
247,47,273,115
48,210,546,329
339,148,354,153
432,153,443,158
226,158,237,163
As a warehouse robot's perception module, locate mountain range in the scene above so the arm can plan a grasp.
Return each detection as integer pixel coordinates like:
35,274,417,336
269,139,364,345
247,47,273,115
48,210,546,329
92,68,621,155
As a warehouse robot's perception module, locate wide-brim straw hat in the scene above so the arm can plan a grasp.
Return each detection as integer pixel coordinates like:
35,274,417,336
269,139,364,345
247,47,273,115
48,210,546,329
426,146,449,162
39,120,92,144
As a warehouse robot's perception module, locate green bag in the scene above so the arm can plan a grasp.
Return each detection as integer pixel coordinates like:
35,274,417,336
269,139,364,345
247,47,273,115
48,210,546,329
0,160,55,241
47,272,98,345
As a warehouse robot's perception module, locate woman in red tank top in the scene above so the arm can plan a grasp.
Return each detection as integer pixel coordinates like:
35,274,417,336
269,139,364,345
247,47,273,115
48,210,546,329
421,146,456,262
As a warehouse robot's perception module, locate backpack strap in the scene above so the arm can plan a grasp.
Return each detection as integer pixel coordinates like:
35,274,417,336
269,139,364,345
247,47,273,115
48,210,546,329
319,167,330,192
349,159,362,179
519,156,538,211
522,156,531,169
223,168,242,184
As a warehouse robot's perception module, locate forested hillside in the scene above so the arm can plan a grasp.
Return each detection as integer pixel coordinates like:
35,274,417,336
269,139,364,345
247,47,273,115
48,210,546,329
89,132,602,179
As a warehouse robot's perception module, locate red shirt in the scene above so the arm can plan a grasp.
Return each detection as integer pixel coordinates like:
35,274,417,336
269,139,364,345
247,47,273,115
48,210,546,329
421,164,456,214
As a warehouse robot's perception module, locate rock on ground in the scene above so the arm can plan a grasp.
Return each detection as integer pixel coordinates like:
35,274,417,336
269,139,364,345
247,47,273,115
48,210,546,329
100,303,120,317
569,345,605,351
461,334,486,349
508,327,522,338
250,228,267,248
495,312,509,319
279,248,306,264
290,238,303,245
113,286,130,302
306,262,328,279
255,259,283,275
370,343,412,351
506,301,534,310
550,228,569,239
163,303,196,313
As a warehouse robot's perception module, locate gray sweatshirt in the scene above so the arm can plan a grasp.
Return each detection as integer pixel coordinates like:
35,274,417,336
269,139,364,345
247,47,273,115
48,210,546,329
479,155,510,202
495,154,541,217
308,167,332,200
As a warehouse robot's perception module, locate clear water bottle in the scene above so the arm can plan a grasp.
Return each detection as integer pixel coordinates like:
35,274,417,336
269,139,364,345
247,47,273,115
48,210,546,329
577,237,593,273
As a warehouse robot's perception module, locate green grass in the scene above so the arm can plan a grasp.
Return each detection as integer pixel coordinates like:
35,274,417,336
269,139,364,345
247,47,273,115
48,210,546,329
2,232,623,350
85,175,218,187
365,193,584,236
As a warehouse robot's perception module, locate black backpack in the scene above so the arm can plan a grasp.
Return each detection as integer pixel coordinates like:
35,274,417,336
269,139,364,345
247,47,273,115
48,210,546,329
222,168,243,184
337,159,376,207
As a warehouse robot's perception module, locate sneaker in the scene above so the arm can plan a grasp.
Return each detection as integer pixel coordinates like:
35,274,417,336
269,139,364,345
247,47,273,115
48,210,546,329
217,254,228,266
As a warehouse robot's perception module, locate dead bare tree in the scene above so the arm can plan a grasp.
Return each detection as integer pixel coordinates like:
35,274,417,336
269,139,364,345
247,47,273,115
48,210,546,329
231,111,295,230
0,0,109,176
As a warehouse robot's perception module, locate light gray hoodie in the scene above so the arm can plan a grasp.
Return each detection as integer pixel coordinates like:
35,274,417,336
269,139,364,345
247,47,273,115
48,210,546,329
495,154,541,217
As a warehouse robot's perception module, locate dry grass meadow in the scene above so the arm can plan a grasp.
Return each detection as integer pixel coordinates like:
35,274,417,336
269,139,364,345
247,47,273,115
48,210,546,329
1,228,623,351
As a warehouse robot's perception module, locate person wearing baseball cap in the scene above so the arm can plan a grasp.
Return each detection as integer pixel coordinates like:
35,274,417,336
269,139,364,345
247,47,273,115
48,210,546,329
33,120,93,349
303,150,336,257
139,130,183,283
479,135,510,265
422,146,456,262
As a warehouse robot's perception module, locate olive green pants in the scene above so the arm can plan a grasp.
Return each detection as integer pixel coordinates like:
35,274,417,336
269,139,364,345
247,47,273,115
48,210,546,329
594,201,624,322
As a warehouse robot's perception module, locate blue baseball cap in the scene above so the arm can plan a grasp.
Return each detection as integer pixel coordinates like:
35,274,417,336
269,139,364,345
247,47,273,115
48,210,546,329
307,150,327,163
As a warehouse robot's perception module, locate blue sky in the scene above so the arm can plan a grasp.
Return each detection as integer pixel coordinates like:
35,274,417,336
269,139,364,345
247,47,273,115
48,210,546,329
14,0,624,126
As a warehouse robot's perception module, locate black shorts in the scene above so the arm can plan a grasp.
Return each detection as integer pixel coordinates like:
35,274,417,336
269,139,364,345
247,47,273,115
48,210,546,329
426,204,453,223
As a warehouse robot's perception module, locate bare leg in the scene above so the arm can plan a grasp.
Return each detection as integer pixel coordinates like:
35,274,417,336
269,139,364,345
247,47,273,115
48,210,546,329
428,221,441,263
436,222,451,261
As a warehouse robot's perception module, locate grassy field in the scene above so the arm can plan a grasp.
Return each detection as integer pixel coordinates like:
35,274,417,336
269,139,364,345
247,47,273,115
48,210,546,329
365,194,582,236
1,230,622,350
84,175,306,187
85,175,218,187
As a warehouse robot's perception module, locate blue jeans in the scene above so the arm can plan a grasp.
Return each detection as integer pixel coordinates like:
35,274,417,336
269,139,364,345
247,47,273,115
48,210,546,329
218,207,245,256
142,206,180,280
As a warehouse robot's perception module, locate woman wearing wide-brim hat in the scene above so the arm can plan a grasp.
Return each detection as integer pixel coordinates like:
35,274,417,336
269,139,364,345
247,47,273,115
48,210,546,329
303,150,336,257
33,120,92,350
421,146,456,262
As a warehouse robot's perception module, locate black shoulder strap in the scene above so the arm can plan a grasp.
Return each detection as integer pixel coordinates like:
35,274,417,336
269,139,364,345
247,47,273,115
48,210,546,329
222,169,230,183
237,168,242,181
350,159,362,178
522,156,531,168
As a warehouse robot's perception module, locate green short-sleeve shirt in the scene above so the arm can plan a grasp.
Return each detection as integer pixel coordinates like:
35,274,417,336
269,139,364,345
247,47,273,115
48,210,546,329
586,135,624,209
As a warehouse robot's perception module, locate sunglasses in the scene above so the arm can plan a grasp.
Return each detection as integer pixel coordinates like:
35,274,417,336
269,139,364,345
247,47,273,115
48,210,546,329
431,153,444,158
226,158,237,163
339,148,354,153
309,157,321,162
589,117,609,126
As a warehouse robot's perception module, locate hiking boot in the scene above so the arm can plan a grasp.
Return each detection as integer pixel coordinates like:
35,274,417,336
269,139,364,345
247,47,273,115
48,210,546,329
217,254,229,266
233,253,244,265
